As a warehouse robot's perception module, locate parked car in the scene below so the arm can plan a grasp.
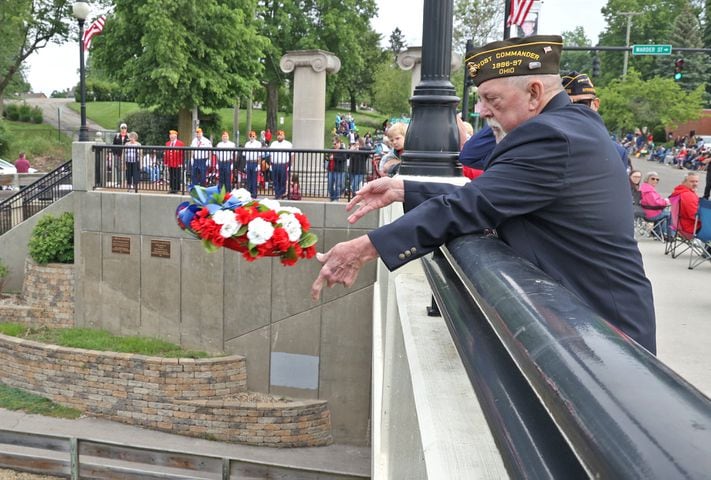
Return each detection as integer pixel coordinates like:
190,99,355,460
0,158,38,174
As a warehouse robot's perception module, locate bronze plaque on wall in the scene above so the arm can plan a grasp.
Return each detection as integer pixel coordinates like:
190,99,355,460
111,236,131,255
151,240,171,259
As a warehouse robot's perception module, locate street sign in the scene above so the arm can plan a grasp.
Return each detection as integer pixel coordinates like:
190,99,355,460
632,44,672,55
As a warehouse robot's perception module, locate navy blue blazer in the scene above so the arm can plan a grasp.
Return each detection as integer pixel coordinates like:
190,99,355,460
368,92,656,353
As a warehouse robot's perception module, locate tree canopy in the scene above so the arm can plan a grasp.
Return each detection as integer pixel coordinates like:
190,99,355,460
92,0,267,114
598,69,705,134
0,0,73,100
452,0,503,52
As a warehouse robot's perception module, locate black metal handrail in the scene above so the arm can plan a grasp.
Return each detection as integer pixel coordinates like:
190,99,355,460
422,235,711,479
92,145,378,201
0,161,72,236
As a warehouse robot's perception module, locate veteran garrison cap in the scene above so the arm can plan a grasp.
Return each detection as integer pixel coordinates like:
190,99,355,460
561,71,596,97
465,35,563,86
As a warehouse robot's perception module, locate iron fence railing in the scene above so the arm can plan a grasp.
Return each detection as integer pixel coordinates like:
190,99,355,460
93,145,379,201
0,161,72,235
0,429,366,479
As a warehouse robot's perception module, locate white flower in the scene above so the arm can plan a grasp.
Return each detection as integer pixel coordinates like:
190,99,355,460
280,206,302,215
259,198,281,211
279,213,303,242
247,217,275,245
220,222,240,238
213,209,238,226
230,188,252,204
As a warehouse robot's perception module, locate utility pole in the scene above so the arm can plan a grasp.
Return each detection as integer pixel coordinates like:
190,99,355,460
619,11,641,78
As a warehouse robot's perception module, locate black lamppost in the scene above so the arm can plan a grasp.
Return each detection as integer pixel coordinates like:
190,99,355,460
72,1,91,142
398,0,461,177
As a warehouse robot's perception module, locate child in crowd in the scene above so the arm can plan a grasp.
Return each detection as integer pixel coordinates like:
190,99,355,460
288,173,302,201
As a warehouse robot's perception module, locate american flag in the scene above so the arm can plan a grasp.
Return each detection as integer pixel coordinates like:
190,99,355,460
508,0,535,27
82,15,106,51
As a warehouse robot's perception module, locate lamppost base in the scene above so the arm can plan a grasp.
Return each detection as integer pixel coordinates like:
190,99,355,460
78,127,90,142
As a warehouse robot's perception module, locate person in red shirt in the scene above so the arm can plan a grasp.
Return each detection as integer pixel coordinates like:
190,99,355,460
164,130,185,194
15,152,30,173
670,172,701,235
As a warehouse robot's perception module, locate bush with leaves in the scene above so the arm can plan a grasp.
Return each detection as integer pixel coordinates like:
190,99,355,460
28,212,74,265
4,104,19,121
0,121,9,156
0,258,8,279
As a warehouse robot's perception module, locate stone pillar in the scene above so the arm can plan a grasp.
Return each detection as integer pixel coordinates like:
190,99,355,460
397,47,422,96
397,47,463,97
280,50,341,149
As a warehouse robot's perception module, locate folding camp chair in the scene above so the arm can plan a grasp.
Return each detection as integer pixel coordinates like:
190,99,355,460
665,195,694,258
688,198,711,269
633,207,666,242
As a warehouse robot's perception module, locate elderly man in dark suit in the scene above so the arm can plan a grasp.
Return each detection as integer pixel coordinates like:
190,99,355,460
310,35,657,354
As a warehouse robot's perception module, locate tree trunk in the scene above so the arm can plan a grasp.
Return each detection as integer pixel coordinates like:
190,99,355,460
266,81,279,133
233,98,240,145
246,90,253,134
178,109,192,145
350,91,357,112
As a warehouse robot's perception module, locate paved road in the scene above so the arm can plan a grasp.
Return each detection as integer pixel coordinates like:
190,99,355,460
630,155,710,398
20,97,107,140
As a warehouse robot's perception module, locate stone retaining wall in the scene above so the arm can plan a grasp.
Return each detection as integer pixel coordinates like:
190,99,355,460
0,334,332,447
0,259,74,328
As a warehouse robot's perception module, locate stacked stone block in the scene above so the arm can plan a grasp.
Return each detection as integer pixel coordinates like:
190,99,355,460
0,334,332,447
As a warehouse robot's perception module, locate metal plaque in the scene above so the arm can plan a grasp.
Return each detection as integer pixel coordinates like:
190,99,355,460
150,240,171,259
111,236,131,255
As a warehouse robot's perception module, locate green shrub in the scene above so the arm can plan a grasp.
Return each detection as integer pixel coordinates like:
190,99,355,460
28,212,74,264
4,104,19,121
18,103,32,122
0,258,8,278
0,121,9,156
31,106,43,124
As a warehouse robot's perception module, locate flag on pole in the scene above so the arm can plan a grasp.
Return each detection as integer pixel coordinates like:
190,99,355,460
82,15,106,51
508,0,535,27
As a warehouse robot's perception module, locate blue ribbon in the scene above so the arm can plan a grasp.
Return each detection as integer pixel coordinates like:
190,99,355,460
177,186,246,236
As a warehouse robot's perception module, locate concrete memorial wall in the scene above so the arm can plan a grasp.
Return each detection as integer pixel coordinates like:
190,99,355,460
72,142,377,445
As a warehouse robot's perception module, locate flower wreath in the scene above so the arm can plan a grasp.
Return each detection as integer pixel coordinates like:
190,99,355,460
176,186,317,266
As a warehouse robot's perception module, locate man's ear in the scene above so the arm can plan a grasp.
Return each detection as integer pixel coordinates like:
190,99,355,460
527,79,545,111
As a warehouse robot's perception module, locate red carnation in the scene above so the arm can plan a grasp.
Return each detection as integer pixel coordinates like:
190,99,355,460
295,213,310,231
236,206,257,225
271,227,291,252
259,210,279,223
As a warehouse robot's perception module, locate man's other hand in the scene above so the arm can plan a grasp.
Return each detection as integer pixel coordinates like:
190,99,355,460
346,177,405,224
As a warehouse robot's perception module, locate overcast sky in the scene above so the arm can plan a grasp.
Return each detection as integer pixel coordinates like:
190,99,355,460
27,0,607,96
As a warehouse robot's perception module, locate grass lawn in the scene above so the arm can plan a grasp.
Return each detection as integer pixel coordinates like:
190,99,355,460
0,382,82,418
0,323,210,358
0,120,72,168
71,101,386,147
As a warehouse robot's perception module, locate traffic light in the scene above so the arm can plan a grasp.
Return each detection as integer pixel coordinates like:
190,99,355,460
674,58,684,81
592,54,601,77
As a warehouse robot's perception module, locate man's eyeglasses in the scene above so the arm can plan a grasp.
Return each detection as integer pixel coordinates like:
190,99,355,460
650,177,660,181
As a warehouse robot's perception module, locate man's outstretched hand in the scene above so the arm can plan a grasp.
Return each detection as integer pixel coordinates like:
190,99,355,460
311,235,380,300
346,177,405,224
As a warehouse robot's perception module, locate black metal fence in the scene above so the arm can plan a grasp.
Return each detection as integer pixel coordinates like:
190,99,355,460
0,161,72,236
93,145,379,201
